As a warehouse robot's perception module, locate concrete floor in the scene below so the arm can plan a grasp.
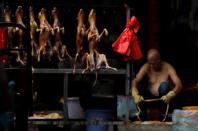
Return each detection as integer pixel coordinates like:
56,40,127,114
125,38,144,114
28,121,172,131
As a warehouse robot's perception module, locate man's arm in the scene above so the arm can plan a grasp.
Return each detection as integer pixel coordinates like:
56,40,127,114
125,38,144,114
131,64,148,103
168,64,182,94
132,64,147,89
161,63,182,103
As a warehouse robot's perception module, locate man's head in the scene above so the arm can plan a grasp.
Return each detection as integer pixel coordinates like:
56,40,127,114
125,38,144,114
147,49,162,70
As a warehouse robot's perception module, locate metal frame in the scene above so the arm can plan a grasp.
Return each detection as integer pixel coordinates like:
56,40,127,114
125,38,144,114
29,4,132,130
0,21,30,131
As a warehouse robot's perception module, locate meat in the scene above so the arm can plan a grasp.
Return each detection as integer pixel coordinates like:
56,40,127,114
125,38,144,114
73,9,86,73
83,9,117,73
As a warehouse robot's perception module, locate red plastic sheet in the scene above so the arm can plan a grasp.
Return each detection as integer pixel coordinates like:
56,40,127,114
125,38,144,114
112,16,142,61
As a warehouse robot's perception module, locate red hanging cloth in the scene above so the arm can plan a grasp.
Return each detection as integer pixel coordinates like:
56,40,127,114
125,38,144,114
112,16,142,61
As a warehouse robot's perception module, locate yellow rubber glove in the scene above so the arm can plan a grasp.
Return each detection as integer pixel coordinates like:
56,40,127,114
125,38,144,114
161,91,176,103
131,87,144,104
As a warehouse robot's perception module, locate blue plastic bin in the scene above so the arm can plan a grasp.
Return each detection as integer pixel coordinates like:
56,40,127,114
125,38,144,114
85,109,111,131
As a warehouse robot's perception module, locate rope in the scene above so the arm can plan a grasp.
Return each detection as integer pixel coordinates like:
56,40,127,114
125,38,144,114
136,98,170,122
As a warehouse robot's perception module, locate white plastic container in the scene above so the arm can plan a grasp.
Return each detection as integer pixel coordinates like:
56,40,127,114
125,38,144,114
67,97,85,119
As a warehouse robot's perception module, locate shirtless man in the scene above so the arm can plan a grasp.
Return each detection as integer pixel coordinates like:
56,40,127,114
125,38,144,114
131,49,182,104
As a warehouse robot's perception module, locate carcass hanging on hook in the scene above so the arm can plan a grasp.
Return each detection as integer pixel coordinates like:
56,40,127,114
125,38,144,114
30,6,38,60
73,8,86,73
51,7,72,65
3,5,13,48
82,9,117,87
13,6,27,66
37,8,54,62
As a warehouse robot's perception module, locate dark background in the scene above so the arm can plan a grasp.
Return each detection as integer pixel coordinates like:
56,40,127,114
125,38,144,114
1,0,198,107
1,0,198,126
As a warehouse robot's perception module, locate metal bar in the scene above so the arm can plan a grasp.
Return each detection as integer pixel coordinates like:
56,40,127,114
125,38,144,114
0,22,26,31
63,73,69,123
125,63,131,95
32,68,126,75
142,98,162,102
125,5,131,131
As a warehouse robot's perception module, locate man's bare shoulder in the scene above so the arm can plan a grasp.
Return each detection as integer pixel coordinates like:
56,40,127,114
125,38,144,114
134,63,149,82
163,61,173,67
140,63,150,71
163,61,175,71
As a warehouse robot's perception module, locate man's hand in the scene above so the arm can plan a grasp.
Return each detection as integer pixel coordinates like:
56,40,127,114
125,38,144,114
131,87,144,104
161,91,176,103
133,94,144,104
